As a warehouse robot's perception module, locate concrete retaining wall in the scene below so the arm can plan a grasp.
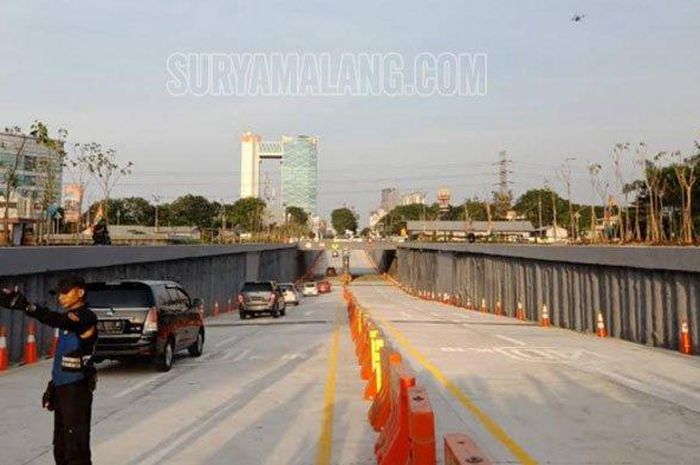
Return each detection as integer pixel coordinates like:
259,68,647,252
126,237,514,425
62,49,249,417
397,243,700,353
0,245,318,364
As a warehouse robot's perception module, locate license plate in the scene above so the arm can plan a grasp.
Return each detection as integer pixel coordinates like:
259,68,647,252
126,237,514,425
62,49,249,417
98,320,124,334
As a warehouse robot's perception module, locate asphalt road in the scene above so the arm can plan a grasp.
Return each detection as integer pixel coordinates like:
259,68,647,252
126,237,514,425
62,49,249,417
0,254,375,465
350,250,700,464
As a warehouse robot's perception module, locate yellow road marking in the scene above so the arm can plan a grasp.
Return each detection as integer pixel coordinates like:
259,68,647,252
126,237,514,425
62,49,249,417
315,307,341,465
369,294,539,465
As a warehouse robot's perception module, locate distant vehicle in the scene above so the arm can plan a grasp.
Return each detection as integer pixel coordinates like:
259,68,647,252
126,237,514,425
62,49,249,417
317,281,331,293
238,281,286,319
302,282,319,296
279,283,300,306
332,251,339,258
89,280,205,372
326,266,338,277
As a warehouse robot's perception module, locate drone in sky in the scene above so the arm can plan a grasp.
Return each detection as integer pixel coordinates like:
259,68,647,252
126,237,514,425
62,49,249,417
571,13,586,22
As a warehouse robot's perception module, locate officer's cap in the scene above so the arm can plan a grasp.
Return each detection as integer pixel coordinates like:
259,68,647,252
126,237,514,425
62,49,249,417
52,274,87,295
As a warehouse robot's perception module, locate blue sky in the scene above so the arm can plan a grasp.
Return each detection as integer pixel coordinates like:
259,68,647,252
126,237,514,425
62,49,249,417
1,0,699,223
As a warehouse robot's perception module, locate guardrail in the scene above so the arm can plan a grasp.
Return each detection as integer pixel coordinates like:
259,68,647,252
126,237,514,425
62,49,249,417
0,244,319,367
395,243,698,354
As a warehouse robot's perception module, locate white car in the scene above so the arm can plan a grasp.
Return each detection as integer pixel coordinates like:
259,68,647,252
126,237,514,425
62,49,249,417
280,283,300,305
302,282,319,296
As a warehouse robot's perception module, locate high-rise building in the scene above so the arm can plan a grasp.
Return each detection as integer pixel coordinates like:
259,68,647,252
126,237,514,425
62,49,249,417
239,132,318,215
0,131,64,242
281,135,318,215
380,187,400,212
0,132,63,204
401,191,426,206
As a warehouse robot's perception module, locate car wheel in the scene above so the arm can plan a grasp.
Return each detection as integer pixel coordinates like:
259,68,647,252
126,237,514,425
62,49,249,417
158,338,175,372
281,306,286,316
188,329,204,357
240,311,248,320
272,309,280,318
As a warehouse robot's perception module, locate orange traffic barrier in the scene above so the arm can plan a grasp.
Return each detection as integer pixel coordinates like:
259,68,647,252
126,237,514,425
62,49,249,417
596,312,607,338
213,301,220,316
375,363,416,465
49,328,59,358
364,331,386,400
407,385,437,465
444,433,493,465
516,301,525,320
227,298,233,313
494,301,503,316
540,304,551,327
480,298,488,313
680,320,692,355
0,326,8,371
369,347,402,431
24,322,38,365
465,298,472,310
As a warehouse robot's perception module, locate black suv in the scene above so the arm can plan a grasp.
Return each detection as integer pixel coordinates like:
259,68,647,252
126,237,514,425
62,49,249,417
237,281,286,319
89,280,205,371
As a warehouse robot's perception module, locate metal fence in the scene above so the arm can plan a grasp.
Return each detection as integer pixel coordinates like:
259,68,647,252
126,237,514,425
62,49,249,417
397,243,700,352
0,245,318,365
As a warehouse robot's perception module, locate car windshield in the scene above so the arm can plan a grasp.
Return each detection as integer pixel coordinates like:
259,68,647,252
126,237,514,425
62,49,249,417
304,283,316,288
280,285,293,291
242,282,273,292
87,287,153,308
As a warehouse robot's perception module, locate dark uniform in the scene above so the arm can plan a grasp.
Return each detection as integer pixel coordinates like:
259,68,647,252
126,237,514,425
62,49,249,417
1,276,98,465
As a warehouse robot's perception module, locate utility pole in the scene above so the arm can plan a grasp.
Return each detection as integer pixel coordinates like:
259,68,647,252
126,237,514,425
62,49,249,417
152,194,162,233
492,150,513,219
558,157,576,240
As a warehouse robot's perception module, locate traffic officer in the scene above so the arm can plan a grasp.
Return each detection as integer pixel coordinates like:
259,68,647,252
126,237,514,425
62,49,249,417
0,274,98,465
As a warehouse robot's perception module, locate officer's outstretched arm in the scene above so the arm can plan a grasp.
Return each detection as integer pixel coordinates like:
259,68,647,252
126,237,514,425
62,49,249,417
27,305,97,333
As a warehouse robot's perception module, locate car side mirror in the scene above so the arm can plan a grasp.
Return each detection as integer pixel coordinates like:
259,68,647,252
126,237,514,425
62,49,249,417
191,298,203,309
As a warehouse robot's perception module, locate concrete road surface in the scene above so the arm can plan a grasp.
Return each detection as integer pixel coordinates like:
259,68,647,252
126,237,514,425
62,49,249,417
0,261,375,465
350,249,700,464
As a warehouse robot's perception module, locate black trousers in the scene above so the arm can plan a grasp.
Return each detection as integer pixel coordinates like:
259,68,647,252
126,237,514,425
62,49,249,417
53,380,93,465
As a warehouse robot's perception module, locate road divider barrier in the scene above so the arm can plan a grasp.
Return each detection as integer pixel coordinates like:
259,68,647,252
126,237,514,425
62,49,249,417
24,321,38,365
344,284,491,465
444,434,493,465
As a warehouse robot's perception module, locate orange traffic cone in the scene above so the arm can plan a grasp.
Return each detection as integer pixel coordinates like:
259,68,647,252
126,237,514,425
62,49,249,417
24,322,38,364
480,298,488,313
680,320,692,355
540,304,551,328
495,301,503,316
596,313,607,338
516,301,525,320
213,301,220,316
466,298,472,310
49,328,59,357
227,298,233,313
0,326,8,371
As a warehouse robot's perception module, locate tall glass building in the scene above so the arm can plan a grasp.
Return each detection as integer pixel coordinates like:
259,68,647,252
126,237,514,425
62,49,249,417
281,135,318,215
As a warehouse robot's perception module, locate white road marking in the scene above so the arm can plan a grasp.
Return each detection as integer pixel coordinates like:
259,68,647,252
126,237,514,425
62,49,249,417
304,311,312,316
113,373,167,399
228,348,250,362
494,335,526,346
400,311,412,319
215,334,240,348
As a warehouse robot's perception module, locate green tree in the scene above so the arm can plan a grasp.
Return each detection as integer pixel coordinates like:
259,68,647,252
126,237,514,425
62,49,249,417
285,205,308,225
331,207,358,235
377,203,438,235
228,197,267,232
165,195,219,228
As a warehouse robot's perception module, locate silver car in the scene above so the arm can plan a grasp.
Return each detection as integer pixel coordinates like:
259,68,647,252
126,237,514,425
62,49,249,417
280,283,300,306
